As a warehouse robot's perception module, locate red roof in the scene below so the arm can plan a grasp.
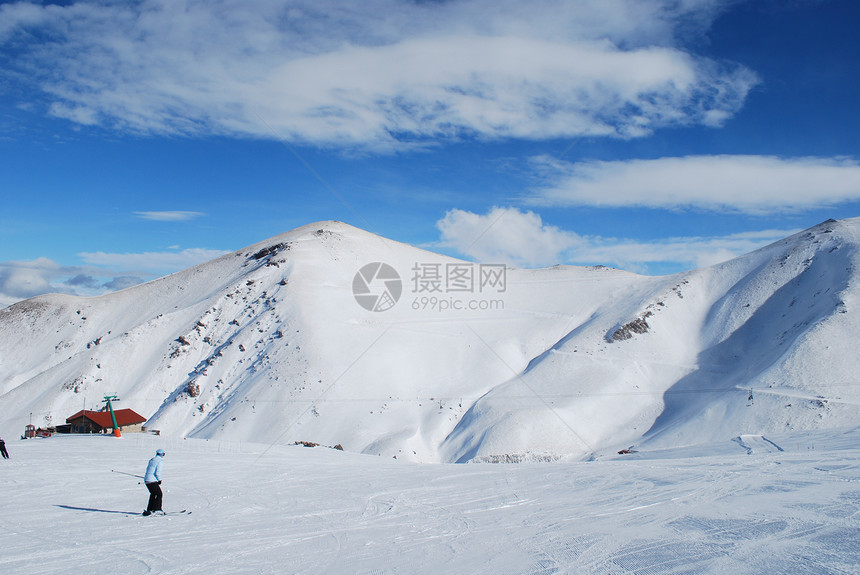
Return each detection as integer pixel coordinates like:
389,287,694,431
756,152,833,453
66,409,147,428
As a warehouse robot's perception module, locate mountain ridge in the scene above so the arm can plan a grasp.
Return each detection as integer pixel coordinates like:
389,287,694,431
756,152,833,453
1,218,858,462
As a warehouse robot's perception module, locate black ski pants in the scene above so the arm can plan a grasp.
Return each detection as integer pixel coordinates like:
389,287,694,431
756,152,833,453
145,481,163,512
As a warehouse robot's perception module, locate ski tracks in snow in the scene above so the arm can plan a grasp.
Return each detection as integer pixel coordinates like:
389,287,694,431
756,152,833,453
3,433,860,574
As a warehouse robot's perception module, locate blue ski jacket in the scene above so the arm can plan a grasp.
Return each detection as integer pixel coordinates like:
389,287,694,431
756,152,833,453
144,455,163,483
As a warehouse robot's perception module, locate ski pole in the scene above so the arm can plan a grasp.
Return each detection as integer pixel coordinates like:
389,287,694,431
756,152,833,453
111,469,144,479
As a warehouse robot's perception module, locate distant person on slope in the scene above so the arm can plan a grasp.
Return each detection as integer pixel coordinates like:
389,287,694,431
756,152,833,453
0,437,8,459
143,449,165,516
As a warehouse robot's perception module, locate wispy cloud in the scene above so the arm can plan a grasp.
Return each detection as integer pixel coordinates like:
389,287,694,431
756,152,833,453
576,229,803,274
135,211,205,222
0,258,146,308
0,258,63,303
78,248,230,273
436,207,799,273
1,0,755,150
0,247,230,307
528,155,860,214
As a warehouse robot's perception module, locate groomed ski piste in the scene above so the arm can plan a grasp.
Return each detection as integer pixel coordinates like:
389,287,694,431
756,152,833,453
2,430,858,574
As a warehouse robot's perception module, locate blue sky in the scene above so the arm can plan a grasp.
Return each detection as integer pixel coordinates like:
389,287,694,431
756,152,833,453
1,0,859,306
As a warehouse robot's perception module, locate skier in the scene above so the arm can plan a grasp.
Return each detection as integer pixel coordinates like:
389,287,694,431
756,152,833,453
142,449,165,516
0,437,8,459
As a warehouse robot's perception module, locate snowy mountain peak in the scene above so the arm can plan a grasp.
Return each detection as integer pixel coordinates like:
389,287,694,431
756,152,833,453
2,218,859,462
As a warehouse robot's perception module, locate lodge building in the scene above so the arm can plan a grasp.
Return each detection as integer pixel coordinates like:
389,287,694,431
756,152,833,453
63,409,147,434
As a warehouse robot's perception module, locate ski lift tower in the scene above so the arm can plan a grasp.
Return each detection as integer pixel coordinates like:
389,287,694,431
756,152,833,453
103,394,122,437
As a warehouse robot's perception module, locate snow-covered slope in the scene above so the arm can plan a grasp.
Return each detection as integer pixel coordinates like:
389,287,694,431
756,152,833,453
445,218,860,461
2,218,859,462
3,430,859,574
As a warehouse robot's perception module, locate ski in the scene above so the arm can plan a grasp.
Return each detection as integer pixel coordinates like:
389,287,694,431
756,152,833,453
139,510,191,517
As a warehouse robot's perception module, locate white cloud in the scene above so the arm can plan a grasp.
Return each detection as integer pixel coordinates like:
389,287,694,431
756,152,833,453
0,2,49,42
436,207,799,272
437,207,583,268
1,0,755,150
0,258,60,300
0,258,140,307
135,211,205,222
529,155,860,213
77,248,230,273
0,247,229,307
575,228,802,273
